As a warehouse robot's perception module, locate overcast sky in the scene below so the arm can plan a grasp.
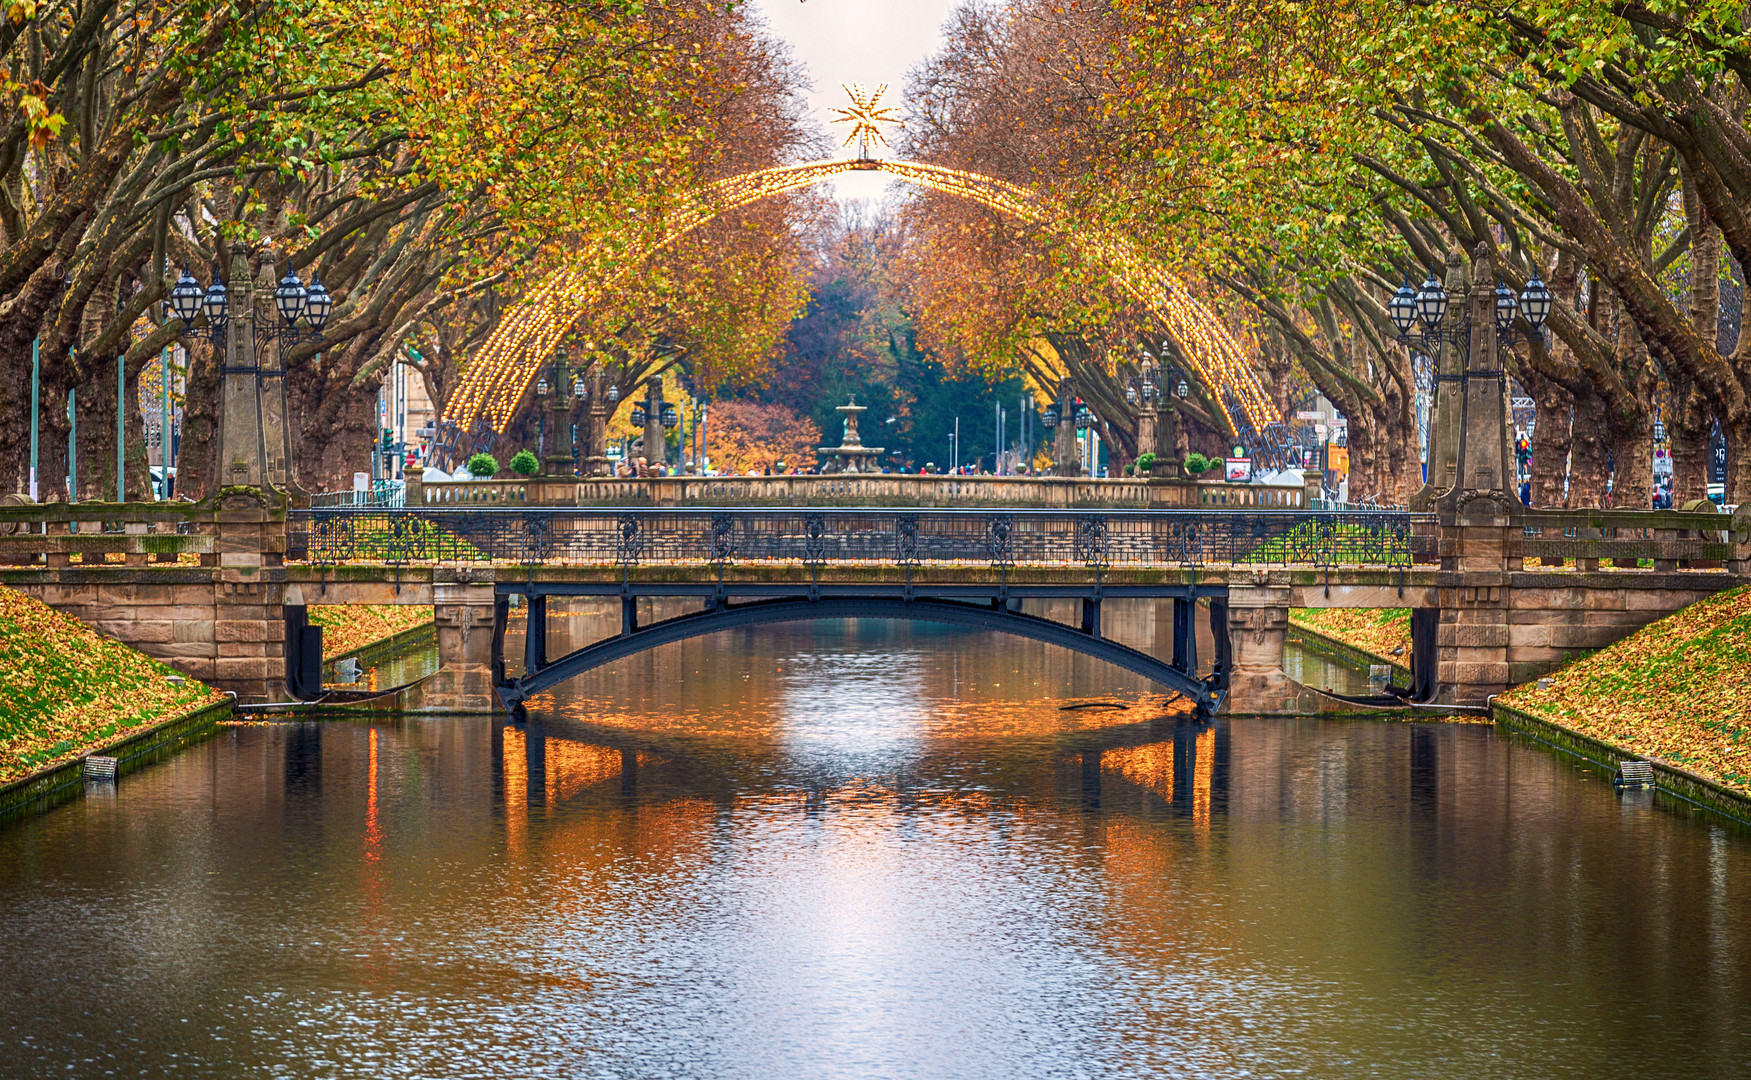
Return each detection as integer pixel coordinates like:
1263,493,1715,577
749,0,964,201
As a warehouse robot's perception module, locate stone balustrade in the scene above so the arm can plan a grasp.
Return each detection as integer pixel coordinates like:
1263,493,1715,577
412,478,530,505
405,473,1312,510
0,500,221,566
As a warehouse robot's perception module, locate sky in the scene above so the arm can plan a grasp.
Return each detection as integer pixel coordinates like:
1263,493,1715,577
750,0,964,201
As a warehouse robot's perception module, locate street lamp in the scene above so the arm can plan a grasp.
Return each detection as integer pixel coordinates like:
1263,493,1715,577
1042,403,1060,429
1388,277,1417,335
275,268,308,325
1415,268,1448,330
1519,275,1552,329
1395,260,1549,352
1494,280,1518,331
201,277,228,340
304,278,332,330
169,270,204,325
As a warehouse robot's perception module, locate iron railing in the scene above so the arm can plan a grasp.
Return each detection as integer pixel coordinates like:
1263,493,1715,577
285,507,1434,570
306,480,405,509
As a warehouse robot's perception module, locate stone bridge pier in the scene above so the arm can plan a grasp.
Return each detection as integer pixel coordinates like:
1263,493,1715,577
1225,571,1297,712
423,575,499,711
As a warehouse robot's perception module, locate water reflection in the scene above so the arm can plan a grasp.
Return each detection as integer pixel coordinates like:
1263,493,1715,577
0,620,1747,1079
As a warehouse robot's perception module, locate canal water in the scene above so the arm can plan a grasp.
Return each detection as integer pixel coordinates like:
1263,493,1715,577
2,612,1748,1078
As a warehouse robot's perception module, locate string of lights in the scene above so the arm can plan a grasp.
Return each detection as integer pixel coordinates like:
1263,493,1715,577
440,157,1276,444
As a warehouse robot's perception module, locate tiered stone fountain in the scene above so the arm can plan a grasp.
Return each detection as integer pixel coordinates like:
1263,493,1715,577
818,396,885,474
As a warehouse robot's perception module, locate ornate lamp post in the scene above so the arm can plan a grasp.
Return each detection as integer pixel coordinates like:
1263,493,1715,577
536,350,577,478
1051,378,1079,477
1390,252,1552,501
166,258,333,493
636,377,669,470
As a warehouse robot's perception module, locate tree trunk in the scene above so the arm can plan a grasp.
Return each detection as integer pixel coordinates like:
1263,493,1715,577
175,339,221,500
1610,421,1653,509
1526,376,1573,508
1567,385,1612,508
1668,379,1711,505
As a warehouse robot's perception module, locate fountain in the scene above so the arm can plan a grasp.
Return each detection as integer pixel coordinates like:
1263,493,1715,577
818,396,885,474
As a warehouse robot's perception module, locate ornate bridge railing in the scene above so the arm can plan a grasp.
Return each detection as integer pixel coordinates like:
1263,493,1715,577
1513,507,1747,568
285,508,1434,570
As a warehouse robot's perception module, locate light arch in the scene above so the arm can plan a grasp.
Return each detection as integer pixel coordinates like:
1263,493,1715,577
439,157,1276,449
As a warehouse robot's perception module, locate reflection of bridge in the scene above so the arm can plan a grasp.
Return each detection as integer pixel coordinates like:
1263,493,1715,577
494,710,1226,821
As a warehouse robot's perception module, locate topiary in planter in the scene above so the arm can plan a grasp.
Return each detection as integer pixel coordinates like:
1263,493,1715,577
1136,452,1157,473
1185,452,1210,476
466,452,500,478
508,450,540,477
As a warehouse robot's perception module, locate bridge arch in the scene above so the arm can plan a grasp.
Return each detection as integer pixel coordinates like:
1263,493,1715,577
440,157,1275,453
497,594,1227,718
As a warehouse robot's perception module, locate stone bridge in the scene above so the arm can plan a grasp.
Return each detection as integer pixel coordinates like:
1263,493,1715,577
4,494,1746,713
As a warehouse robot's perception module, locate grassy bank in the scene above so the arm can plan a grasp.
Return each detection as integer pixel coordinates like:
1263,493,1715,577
1501,585,1751,796
1289,607,1411,662
308,604,435,661
0,586,224,784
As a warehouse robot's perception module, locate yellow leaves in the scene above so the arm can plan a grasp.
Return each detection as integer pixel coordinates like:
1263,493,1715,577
1504,585,1751,794
17,83,63,152
1291,607,1413,661
6,0,35,23
307,604,434,660
0,586,222,783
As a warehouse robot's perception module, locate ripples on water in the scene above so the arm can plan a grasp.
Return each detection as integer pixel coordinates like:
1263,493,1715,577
0,610,1747,1079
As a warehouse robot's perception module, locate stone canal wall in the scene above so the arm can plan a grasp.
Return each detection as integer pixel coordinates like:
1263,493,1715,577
0,698,231,821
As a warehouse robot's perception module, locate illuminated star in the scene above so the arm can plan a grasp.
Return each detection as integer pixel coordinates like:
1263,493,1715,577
830,83,902,157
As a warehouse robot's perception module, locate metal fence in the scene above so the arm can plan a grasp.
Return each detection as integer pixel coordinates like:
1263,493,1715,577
306,480,406,509
286,507,1434,570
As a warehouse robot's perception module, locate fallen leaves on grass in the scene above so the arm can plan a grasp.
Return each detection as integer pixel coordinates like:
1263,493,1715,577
1290,607,1412,662
1503,585,1751,795
0,586,222,783
308,604,435,660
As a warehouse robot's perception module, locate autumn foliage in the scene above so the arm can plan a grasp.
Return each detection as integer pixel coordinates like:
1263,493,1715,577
701,401,821,476
0,586,223,783
1503,586,1751,795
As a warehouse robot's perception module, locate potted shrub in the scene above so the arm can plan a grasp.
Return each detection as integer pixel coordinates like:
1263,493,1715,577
1184,452,1211,477
1135,451,1157,474
465,452,500,479
508,450,541,477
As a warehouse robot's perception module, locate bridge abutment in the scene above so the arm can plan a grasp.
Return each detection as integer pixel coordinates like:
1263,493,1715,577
1436,505,1514,704
1226,572,1296,711
425,573,499,711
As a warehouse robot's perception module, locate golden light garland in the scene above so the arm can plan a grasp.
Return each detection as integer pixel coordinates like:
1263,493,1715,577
441,158,1276,441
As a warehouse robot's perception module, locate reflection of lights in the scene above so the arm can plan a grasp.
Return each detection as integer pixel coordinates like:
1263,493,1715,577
1105,742,1175,802
545,740,638,803
1193,726,1214,832
502,724,527,859
440,158,1278,443
364,727,381,863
